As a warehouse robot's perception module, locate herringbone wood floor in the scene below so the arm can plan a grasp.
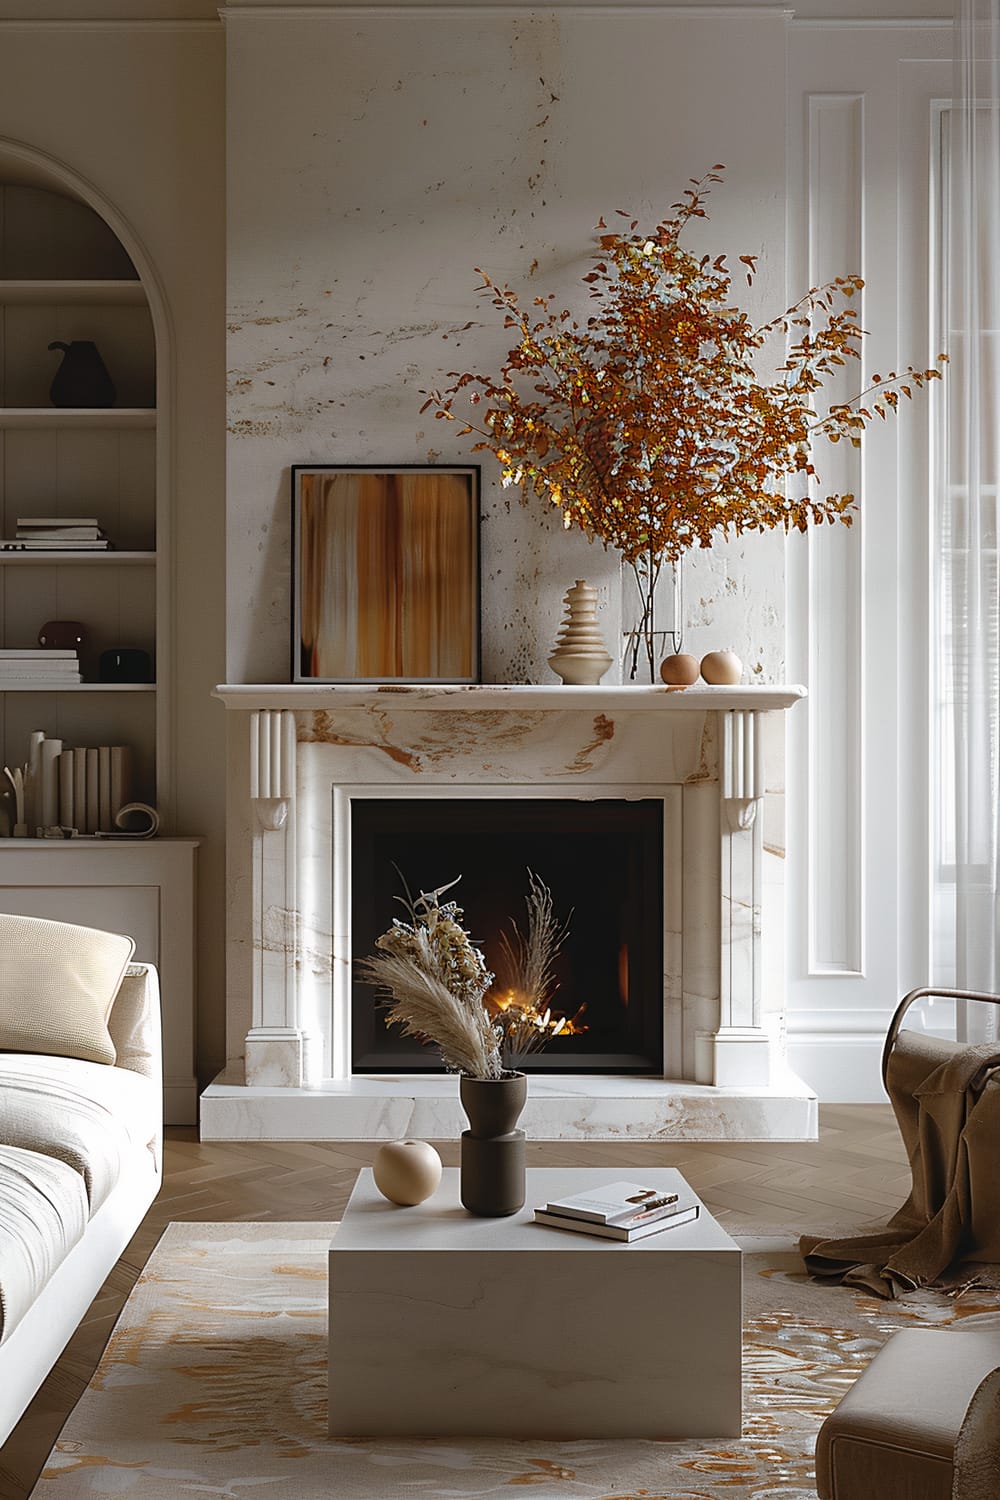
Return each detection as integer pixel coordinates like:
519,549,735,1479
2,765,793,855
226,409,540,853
0,1107,909,1500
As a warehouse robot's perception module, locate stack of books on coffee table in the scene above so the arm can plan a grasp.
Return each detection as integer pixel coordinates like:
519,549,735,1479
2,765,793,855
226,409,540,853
533,1180,700,1240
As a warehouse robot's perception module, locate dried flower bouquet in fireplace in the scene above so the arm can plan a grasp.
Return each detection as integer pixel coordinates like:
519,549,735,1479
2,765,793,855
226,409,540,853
358,871,580,1077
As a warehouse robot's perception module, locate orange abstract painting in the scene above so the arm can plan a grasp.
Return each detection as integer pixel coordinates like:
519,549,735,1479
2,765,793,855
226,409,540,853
293,465,480,682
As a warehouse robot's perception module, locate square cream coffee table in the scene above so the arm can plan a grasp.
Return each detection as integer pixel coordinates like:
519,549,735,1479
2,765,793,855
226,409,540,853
328,1166,742,1439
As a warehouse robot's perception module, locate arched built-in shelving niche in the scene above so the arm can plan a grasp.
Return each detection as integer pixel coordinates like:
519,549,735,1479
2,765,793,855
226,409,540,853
0,140,172,826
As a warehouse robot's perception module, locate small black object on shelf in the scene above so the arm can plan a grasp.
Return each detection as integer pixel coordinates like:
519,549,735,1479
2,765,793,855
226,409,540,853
38,620,86,650
48,340,116,408
99,648,152,683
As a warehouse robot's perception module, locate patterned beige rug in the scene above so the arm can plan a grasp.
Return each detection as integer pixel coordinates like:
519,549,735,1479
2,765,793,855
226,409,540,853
30,1221,1000,1499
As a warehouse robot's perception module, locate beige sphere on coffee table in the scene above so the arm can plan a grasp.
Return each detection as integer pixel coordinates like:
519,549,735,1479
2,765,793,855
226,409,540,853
700,650,743,685
373,1139,443,1206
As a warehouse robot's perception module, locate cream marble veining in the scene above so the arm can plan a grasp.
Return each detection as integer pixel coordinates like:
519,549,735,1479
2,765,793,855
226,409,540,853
201,1068,817,1143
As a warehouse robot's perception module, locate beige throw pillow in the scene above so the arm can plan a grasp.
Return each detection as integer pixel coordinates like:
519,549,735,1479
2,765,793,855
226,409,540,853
0,914,135,1065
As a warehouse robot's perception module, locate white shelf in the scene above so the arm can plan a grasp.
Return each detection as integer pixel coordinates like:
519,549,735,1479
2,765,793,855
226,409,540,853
0,407,156,429
214,682,808,713
0,550,155,565
0,682,155,692
0,279,145,305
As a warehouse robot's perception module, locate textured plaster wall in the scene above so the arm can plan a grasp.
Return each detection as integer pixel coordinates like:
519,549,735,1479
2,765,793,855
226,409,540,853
226,8,788,687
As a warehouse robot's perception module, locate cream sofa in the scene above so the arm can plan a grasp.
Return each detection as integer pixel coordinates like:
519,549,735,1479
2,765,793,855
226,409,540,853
0,937,162,1446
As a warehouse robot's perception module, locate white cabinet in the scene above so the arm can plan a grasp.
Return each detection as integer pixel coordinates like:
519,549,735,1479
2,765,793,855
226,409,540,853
0,181,163,814
0,838,199,1124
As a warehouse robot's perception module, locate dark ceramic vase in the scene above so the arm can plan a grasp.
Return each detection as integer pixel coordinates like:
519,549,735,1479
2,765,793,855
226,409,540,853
459,1070,527,1217
48,341,116,408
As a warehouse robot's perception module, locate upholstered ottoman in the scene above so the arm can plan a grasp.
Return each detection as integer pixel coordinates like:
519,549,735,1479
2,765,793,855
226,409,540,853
816,1329,1000,1500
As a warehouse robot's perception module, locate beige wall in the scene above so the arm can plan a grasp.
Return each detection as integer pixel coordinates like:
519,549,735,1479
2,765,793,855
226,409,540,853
0,18,228,1083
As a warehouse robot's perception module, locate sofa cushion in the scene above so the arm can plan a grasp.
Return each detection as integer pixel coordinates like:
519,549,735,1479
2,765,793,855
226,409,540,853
0,1142,90,1346
0,913,134,1065
0,1054,158,1212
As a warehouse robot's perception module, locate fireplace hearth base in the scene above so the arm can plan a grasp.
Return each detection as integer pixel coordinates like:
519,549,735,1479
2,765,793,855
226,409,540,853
200,1066,817,1142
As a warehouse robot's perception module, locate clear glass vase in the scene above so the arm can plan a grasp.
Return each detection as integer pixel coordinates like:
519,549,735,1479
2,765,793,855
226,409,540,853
621,550,684,683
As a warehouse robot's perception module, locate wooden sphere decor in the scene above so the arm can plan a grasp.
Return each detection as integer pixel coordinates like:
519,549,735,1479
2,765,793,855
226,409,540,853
700,650,743,685
659,652,700,686
373,1139,443,1206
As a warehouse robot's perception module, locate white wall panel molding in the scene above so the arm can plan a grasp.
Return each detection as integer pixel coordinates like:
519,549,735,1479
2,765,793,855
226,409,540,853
805,91,865,976
787,27,952,1101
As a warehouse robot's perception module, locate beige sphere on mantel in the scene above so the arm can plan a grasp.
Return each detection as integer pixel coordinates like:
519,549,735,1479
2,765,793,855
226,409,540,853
373,1139,443,1206
700,650,743,685
660,652,700,686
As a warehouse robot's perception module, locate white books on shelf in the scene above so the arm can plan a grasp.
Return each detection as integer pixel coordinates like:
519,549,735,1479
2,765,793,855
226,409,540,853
98,746,112,832
0,652,82,683
85,748,99,835
73,749,87,831
543,1181,681,1226
0,649,77,659
16,517,101,528
0,540,111,551
58,749,74,829
0,673,81,683
533,1203,700,1241
16,528,104,541
51,744,134,833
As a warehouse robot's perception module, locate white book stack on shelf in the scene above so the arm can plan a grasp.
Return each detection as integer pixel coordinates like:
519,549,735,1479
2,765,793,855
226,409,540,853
0,649,81,685
3,517,111,551
533,1180,701,1241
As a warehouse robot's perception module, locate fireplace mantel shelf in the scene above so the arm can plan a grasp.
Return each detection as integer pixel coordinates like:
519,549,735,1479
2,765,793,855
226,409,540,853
214,683,806,712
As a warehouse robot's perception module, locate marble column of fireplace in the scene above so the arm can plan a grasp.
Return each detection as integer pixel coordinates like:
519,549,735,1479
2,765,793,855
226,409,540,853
201,684,817,1141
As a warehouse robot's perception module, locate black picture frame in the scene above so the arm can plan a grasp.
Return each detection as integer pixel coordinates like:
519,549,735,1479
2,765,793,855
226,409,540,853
291,463,481,684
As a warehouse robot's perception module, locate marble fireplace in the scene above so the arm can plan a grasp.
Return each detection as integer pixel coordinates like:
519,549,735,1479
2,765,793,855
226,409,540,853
201,683,817,1141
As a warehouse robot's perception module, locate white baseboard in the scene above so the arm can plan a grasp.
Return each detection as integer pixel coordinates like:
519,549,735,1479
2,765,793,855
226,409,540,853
785,1034,889,1103
787,1012,961,1103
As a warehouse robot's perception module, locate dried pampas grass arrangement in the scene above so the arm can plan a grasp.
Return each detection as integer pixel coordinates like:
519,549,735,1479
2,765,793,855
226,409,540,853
357,875,504,1080
492,870,584,1059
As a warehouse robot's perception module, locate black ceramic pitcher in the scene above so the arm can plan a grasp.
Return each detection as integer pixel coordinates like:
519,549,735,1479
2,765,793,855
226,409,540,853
48,340,116,408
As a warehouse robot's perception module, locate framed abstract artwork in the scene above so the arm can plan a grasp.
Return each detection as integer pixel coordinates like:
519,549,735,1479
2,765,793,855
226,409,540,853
291,464,481,683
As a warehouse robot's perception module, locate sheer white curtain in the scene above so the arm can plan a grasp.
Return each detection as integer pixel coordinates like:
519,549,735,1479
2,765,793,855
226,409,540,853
935,0,1000,1034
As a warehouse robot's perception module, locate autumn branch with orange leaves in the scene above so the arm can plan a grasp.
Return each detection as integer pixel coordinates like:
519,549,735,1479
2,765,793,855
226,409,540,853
420,167,945,566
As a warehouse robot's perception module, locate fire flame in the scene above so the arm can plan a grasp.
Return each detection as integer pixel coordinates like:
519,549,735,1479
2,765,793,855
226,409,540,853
487,988,588,1041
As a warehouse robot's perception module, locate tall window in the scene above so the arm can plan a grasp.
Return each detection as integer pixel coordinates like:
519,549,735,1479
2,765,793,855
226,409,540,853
932,79,1000,1026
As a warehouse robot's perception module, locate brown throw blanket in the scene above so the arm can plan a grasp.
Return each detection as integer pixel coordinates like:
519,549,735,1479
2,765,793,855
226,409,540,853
801,1028,1000,1298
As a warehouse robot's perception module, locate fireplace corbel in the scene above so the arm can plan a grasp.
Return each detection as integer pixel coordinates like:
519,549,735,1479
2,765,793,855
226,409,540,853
245,708,307,1086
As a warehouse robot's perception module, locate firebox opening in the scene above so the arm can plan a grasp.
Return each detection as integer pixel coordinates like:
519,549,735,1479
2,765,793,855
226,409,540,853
350,798,664,1074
